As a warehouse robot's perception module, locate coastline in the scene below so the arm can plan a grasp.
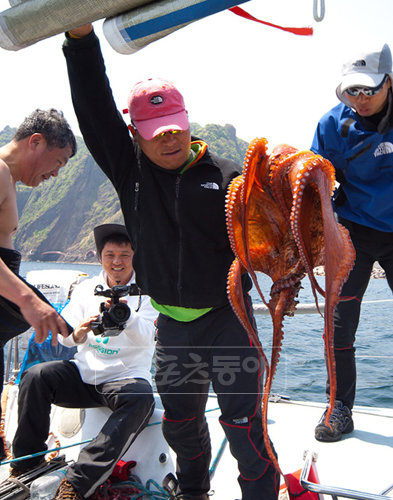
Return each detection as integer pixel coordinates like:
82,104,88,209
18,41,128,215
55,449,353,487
21,259,100,266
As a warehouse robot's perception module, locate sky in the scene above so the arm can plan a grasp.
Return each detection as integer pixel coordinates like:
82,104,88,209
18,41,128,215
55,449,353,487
0,0,392,151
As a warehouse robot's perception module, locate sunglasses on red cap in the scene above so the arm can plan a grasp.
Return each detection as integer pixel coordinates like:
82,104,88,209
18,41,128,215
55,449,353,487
345,74,389,97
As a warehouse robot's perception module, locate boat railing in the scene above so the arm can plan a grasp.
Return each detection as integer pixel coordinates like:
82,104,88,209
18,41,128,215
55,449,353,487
300,450,393,500
253,298,393,315
4,334,21,382
4,298,392,381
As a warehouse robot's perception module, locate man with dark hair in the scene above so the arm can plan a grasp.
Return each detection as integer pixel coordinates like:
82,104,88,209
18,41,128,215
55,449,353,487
10,224,157,500
0,108,76,459
62,24,279,500
311,43,393,442
93,224,130,256
13,108,77,154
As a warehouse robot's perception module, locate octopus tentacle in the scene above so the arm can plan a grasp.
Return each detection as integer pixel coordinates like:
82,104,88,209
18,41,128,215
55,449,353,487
322,223,356,425
226,168,271,383
227,258,270,382
241,137,269,206
241,139,272,310
289,155,332,308
269,146,301,218
261,294,286,479
261,286,300,481
226,176,245,260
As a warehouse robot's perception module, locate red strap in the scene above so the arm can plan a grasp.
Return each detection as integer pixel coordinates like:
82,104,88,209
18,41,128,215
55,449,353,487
229,6,313,36
112,459,137,481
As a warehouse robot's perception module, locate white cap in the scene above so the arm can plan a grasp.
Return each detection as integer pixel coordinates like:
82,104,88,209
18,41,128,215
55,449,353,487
336,43,393,106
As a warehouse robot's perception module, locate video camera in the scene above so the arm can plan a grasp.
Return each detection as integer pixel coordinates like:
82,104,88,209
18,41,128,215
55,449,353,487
91,284,141,337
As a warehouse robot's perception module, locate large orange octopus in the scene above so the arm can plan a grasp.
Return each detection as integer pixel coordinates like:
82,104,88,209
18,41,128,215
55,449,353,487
225,137,355,479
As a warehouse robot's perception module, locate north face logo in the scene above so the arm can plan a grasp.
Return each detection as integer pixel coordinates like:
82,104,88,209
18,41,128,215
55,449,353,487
232,416,249,424
353,59,366,67
150,95,163,105
374,142,393,157
201,182,219,190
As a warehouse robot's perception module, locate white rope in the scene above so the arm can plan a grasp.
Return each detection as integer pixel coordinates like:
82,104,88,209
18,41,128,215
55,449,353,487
313,0,325,22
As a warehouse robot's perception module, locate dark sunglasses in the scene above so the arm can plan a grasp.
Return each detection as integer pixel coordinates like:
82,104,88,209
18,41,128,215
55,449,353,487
345,74,389,97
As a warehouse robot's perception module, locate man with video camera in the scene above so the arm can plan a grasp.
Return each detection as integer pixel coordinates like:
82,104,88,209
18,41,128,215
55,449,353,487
9,224,157,500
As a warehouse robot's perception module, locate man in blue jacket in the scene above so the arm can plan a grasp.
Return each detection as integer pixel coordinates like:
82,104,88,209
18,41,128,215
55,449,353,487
311,43,393,442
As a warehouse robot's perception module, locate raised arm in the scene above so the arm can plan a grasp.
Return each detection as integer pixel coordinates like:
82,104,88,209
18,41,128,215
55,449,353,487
62,24,135,190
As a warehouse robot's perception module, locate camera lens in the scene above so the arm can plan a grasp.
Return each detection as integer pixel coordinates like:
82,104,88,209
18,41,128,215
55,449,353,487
108,303,131,324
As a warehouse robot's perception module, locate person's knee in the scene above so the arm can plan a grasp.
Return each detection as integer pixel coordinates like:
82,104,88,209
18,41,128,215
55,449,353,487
119,391,155,417
163,415,210,460
162,415,190,446
334,345,356,356
19,363,46,386
18,363,59,404
333,325,357,349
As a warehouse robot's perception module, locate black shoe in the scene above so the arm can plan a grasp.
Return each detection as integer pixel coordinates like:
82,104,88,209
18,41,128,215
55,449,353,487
162,472,210,500
9,457,47,479
0,458,47,489
315,401,354,442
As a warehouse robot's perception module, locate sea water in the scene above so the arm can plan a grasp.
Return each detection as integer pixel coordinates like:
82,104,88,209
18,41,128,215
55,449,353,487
253,273,393,409
19,261,393,409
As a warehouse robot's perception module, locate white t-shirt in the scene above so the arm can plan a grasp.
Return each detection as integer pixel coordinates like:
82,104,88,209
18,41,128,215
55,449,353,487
60,271,157,385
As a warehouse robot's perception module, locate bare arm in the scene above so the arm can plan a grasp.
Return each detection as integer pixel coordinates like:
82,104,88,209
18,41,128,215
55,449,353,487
0,258,70,344
0,161,18,248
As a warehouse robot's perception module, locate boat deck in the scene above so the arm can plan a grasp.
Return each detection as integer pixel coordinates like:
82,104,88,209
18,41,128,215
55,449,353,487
1,393,392,499
208,397,393,499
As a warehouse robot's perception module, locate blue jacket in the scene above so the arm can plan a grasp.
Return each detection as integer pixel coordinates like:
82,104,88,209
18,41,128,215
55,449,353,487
311,102,393,232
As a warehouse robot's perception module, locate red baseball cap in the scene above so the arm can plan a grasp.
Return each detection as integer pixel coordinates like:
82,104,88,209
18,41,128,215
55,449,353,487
127,78,189,140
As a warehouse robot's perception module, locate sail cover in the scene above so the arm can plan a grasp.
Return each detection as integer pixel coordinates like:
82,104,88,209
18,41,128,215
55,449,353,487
0,0,249,51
